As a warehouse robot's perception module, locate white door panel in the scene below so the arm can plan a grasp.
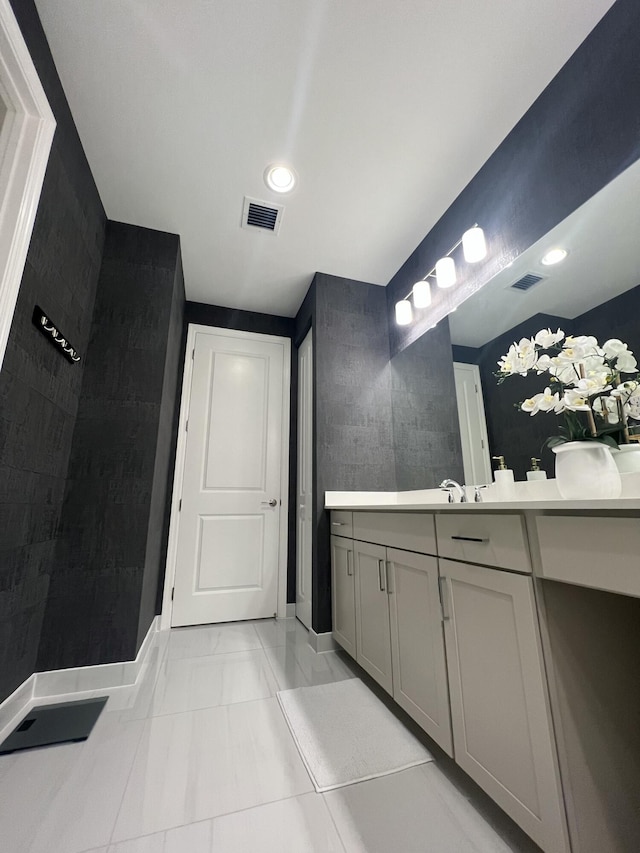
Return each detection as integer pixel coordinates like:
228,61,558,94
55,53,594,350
172,329,286,627
296,329,313,629
453,362,492,485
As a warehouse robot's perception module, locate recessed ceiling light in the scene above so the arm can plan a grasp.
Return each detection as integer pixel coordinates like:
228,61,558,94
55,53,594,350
264,164,296,193
541,248,568,266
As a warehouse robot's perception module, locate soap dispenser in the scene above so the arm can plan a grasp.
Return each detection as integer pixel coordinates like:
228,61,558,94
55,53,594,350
526,457,547,481
492,455,515,498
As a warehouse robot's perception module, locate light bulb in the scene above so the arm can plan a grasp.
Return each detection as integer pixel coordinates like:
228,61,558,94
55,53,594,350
395,299,413,325
436,257,456,288
412,280,431,308
462,227,487,263
264,164,296,193
541,248,568,266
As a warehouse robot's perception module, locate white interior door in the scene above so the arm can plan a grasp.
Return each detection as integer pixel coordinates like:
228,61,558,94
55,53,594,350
453,362,492,485
172,328,288,627
296,328,313,629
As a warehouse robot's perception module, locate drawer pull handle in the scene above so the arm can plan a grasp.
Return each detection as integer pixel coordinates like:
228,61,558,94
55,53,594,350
331,522,344,527
378,559,386,592
438,576,451,621
451,535,488,543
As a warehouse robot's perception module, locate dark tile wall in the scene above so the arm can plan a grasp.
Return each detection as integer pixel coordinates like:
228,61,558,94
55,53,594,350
0,0,106,703
387,0,640,357
185,301,298,603
37,223,184,669
391,318,463,489
308,274,397,633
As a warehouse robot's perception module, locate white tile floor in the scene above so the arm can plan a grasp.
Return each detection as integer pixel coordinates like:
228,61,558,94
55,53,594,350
0,619,541,852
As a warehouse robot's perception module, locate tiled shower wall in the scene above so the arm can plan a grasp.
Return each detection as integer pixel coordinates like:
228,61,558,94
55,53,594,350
0,0,106,703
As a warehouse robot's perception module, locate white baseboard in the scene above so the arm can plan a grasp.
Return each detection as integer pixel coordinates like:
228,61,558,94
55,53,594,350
308,629,338,653
0,616,161,743
285,603,296,618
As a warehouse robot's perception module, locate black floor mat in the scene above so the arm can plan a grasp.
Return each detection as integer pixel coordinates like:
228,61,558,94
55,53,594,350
0,697,108,754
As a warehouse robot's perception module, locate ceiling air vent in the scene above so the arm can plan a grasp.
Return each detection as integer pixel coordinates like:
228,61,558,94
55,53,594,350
509,273,545,292
241,197,284,235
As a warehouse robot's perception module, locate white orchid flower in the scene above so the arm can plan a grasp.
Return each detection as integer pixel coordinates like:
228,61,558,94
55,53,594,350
602,338,627,358
521,394,544,416
537,387,564,413
575,375,610,396
561,335,600,362
615,351,638,373
563,388,591,411
534,328,564,348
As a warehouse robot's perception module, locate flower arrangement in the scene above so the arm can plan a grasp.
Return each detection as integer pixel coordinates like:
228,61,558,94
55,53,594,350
496,328,640,448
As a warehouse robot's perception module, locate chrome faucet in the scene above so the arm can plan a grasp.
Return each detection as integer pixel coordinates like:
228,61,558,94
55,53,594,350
439,479,467,503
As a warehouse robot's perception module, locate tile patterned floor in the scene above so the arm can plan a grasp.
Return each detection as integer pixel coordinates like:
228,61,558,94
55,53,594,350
0,619,541,852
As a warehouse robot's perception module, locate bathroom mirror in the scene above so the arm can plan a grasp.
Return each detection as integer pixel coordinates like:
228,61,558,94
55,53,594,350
447,156,640,482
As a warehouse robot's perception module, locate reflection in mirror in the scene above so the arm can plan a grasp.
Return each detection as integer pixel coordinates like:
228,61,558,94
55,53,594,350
448,157,640,482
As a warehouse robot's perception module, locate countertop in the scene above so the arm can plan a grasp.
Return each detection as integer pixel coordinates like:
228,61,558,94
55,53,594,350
325,478,640,512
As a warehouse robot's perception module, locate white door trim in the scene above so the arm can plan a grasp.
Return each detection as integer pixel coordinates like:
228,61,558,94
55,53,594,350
0,0,56,373
161,323,291,629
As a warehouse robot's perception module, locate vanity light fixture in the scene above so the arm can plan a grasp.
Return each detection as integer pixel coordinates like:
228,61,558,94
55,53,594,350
394,225,488,326
541,247,568,266
436,257,456,289
264,163,297,193
462,226,487,263
395,299,413,325
412,280,431,308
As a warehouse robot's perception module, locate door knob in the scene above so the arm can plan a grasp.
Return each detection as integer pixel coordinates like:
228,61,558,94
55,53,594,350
261,498,277,507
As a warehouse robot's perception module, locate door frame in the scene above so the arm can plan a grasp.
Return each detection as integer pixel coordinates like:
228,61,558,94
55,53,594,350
160,323,291,629
295,326,312,628
0,0,56,373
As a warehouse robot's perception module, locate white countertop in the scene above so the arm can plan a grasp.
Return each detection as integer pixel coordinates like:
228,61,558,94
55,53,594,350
325,478,640,512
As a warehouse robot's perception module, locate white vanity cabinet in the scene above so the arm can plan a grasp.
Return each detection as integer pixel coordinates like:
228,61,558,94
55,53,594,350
330,535,357,658
440,557,568,852
387,546,452,756
331,511,453,755
353,539,394,694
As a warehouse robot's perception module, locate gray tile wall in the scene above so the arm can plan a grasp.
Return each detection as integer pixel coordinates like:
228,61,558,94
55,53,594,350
37,223,184,670
391,319,463,489
304,274,462,632
0,0,106,703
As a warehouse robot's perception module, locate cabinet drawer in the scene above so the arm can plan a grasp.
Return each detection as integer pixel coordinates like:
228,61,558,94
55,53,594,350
535,514,640,597
330,510,353,538
436,513,530,572
353,512,436,554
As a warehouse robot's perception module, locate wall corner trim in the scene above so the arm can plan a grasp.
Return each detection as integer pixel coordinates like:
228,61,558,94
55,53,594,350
0,0,56,373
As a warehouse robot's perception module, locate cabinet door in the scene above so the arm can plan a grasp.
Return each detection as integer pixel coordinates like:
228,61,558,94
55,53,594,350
331,535,356,658
441,559,568,852
354,540,393,694
388,548,452,756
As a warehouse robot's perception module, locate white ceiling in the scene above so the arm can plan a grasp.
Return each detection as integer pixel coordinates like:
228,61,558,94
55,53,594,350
35,0,615,317
449,157,640,348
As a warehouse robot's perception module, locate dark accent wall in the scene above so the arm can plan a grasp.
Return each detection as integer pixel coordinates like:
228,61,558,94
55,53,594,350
0,0,106,702
37,223,184,670
311,274,396,633
387,0,640,357
391,318,463,489
185,301,298,603
298,273,462,633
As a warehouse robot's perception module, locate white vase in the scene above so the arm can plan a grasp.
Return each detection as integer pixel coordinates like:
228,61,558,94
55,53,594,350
612,445,640,474
552,441,622,500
